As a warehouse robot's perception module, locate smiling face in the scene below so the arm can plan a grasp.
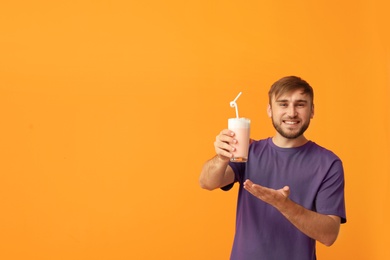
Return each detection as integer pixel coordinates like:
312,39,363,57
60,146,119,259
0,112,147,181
267,88,314,140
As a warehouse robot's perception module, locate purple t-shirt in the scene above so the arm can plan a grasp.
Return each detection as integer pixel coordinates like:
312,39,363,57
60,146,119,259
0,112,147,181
225,138,347,260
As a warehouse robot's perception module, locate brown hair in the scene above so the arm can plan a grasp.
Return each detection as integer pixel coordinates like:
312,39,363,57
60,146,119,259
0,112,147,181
268,76,314,105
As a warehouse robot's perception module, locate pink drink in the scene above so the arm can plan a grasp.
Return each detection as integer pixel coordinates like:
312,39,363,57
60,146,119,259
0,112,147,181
228,118,250,162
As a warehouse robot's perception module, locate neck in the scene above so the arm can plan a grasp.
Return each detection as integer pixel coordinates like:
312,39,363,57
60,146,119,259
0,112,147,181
272,134,308,148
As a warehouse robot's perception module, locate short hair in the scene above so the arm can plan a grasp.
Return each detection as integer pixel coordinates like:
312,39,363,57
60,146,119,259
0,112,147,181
268,76,314,105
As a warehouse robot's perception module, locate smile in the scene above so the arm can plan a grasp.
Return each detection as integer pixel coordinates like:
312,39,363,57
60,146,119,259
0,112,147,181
283,120,299,125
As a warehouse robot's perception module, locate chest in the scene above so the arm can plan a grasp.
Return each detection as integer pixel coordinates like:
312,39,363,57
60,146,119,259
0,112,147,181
244,148,327,206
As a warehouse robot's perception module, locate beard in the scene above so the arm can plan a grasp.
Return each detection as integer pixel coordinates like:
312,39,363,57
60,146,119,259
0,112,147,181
271,117,310,139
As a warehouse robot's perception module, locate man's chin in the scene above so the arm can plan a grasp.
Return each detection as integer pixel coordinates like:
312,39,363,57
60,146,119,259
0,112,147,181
276,127,306,139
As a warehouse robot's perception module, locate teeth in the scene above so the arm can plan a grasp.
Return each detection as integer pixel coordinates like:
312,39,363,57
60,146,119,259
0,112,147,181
284,121,297,125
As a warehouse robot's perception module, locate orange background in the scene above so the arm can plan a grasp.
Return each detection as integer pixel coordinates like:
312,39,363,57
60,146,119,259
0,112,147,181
1,1,389,259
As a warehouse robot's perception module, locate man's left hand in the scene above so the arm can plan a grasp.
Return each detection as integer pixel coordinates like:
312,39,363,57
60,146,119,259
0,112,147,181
243,179,290,210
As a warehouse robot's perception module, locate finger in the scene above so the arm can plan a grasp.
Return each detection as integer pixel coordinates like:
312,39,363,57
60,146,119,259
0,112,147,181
243,179,257,193
220,129,235,137
243,184,256,196
215,147,233,159
281,186,290,197
214,139,235,154
243,179,254,187
244,181,269,198
217,133,236,145
244,183,264,200
244,179,265,189
214,130,237,157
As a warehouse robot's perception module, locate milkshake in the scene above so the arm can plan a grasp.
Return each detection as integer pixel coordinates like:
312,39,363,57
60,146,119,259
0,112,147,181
228,118,250,162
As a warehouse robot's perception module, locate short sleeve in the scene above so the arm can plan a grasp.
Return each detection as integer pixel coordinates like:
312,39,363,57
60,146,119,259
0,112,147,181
316,159,347,223
220,162,246,191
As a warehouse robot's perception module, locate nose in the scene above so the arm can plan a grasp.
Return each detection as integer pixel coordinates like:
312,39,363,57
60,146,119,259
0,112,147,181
287,105,297,117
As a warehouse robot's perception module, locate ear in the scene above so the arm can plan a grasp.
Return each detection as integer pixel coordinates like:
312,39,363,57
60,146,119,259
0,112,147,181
267,104,272,118
310,104,315,118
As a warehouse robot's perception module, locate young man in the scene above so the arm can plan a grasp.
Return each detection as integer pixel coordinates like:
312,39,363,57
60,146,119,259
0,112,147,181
199,76,347,260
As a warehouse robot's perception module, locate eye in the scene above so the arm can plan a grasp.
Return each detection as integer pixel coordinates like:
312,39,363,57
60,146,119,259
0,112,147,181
279,103,288,107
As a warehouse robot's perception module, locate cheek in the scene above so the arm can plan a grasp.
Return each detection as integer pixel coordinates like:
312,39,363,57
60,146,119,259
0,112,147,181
268,108,283,119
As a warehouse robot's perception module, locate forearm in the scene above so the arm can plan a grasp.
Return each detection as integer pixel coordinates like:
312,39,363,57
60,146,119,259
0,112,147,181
199,156,232,190
277,199,340,246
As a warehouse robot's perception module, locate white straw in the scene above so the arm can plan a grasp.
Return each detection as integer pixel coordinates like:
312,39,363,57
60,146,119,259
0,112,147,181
232,92,242,103
234,104,239,118
230,92,242,118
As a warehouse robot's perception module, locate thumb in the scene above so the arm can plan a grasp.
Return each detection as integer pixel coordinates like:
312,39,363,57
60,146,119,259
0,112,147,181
282,186,290,197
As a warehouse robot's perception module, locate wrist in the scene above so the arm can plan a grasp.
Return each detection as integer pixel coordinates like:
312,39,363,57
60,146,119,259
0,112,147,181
277,198,303,220
216,155,230,164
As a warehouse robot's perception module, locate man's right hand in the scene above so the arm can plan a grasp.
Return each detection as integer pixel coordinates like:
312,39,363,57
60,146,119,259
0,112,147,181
214,129,237,162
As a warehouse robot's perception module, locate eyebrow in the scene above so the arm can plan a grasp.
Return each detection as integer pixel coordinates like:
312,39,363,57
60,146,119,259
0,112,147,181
275,99,308,103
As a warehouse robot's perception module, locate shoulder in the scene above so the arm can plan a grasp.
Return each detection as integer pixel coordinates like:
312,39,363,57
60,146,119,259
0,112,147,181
307,141,341,161
250,137,271,149
307,142,344,177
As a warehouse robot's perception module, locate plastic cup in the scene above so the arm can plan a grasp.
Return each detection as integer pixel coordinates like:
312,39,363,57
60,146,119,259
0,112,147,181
228,118,250,162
